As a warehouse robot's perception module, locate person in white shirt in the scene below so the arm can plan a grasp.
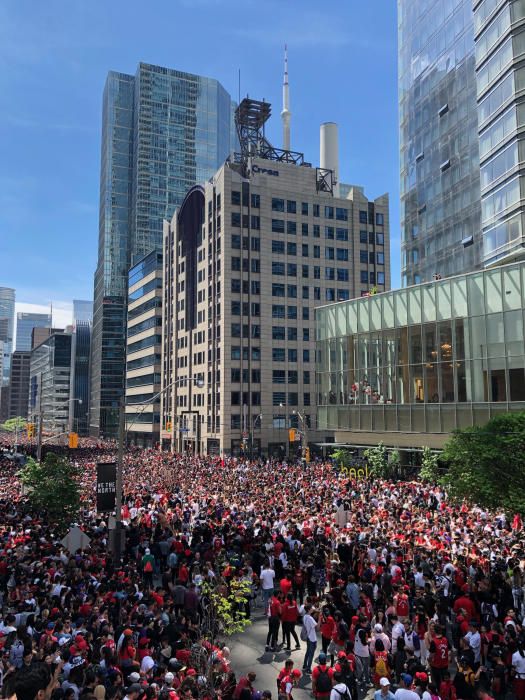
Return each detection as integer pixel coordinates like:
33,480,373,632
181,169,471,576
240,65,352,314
330,672,351,700
301,604,319,674
394,674,419,700
464,621,481,665
391,615,405,653
512,642,525,697
260,561,275,608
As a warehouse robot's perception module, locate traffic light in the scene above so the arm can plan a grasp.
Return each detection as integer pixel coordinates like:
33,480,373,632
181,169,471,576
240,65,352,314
305,447,311,463
68,432,79,449
166,421,172,433
288,428,296,443
27,424,34,438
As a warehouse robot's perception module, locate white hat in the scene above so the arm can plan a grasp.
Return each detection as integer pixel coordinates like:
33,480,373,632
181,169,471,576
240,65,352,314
145,548,150,555
165,672,175,683
380,678,390,687
374,623,383,632
128,672,140,683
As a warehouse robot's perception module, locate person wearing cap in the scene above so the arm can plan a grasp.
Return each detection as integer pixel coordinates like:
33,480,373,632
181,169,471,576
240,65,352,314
123,683,143,700
374,677,395,700
370,624,391,655
394,674,419,700
312,652,334,700
279,668,301,700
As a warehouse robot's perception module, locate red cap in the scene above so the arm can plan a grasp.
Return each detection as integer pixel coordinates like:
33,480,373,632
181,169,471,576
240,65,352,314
291,669,302,678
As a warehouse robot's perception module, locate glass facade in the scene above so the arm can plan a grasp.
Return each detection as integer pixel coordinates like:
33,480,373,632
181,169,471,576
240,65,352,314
0,287,15,386
316,262,525,438
91,64,235,437
474,0,525,266
399,0,482,285
16,313,52,352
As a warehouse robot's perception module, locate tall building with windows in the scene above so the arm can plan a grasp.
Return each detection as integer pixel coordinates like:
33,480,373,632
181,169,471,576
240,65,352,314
16,312,52,352
0,287,15,386
399,0,482,285
73,300,93,324
474,0,525,266
8,351,31,419
90,63,236,437
160,99,390,456
125,251,163,447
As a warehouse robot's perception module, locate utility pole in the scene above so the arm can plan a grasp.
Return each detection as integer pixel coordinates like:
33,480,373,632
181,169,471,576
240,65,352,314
113,394,125,563
36,371,43,462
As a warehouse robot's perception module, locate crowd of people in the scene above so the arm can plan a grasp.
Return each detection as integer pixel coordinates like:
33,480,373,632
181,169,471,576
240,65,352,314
0,436,524,700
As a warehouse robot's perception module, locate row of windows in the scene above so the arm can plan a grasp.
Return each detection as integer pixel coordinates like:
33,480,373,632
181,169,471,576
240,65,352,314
231,279,261,294
361,231,385,245
273,370,310,384
271,199,349,221
361,271,386,285
271,282,350,297
271,327,310,341
271,241,350,260
231,213,261,229
231,191,260,208
231,392,262,406
360,251,385,265
272,348,311,362
232,234,260,250
231,302,260,316
231,368,261,383
231,257,260,272
271,392,311,406
272,305,310,320
231,346,260,360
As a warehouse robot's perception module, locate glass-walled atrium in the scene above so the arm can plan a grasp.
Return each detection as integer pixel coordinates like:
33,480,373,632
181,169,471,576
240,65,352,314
316,262,525,446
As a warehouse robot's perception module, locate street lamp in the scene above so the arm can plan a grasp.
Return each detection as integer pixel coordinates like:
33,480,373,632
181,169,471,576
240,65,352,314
250,413,263,459
279,402,286,459
114,374,204,562
292,409,308,461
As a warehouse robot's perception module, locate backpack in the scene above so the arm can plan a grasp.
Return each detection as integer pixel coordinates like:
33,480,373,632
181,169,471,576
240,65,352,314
481,601,495,628
316,667,332,694
334,686,351,700
374,653,388,679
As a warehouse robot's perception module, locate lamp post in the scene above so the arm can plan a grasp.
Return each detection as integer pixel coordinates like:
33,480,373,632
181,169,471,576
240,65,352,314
292,409,308,461
250,413,262,460
279,402,286,459
114,374,204,563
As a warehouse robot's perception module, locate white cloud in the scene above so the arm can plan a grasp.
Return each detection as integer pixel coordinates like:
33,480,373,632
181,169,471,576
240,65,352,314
15,301,72,331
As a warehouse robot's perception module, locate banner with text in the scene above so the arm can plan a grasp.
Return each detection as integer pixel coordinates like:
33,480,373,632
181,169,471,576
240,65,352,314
96,462,117,512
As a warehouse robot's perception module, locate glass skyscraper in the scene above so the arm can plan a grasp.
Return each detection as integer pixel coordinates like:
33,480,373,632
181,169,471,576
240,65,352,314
16,312,52,352
90,63,235,437
0,287,15,386
399,0,482,285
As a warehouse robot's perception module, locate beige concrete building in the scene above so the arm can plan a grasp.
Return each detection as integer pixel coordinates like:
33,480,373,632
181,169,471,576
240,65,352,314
125,251,163,447
160,99,390,456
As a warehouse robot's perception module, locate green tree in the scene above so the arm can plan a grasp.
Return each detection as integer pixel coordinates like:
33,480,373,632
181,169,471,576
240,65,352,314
364,442,392,478
441,412,525,513
420,446,439,483
201,579,252,642
1,417,27,432
331,448,354,469
18,453,81,530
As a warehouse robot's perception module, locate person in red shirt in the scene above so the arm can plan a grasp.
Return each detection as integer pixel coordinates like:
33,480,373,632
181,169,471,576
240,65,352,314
281,593,300,651
453,589,477,623
277,659,294,695
319,607,336,655
265,593,281,652
429,625,450,688
312,652,334,700
280,573,293,597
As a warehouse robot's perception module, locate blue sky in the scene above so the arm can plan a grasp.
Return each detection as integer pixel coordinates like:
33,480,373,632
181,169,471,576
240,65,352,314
0,0,399,319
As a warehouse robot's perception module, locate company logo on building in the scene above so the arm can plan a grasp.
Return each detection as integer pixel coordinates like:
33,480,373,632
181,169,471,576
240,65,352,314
252,164,279,176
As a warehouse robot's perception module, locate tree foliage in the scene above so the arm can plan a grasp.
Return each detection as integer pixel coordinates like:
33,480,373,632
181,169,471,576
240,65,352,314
420,446,439,483
441,412,525,514
201,579,252,641
364,442,393,478
18,453,81,529
331,448,354,468
1,417,27,432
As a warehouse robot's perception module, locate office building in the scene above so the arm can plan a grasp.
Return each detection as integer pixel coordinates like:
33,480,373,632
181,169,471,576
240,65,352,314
8,351,31,419
125,251,163,447
399,0,482,284
0,287,15,385
73,300,93,324
474,0,525,267
16,312,52,352
90,63,236,438
316,261,525,450
70,322,91,435
29,332,72,435
160,97,390,456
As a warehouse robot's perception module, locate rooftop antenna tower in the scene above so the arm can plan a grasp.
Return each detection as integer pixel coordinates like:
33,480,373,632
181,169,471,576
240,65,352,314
281,44,291,151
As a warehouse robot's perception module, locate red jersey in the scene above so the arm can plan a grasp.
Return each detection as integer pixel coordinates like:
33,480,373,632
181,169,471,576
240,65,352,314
431,636,449,669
